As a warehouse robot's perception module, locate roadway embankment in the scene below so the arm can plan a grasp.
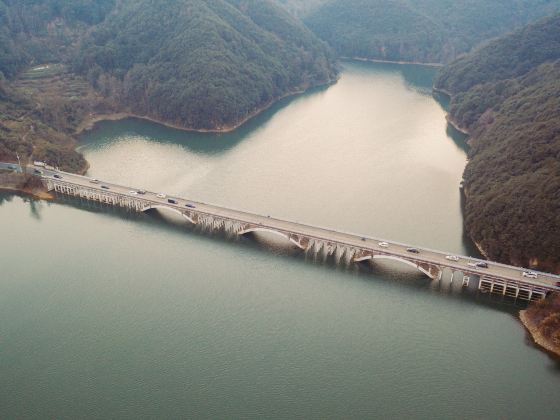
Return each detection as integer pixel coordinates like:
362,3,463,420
520,293,560,358
0,171,53,200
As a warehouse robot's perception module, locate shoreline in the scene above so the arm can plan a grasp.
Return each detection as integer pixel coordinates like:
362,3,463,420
0,185,54,200
344,56,444,68
76,78,339,136
519,310,560,359
445,115,470,135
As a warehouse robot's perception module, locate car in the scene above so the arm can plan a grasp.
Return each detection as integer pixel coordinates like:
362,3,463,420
90,179,99,184
33,169,42,175
168,198,178,204
101,185,110,189
157,193,166,199
128,190,138,195
468,262,488,269
406,247,420,254
361,237,366,241
378,241,389,248
445,255,460,261
185,203,196,208
137,190,146,195
53,174,62,179
522,271,538,279
33,161,46,167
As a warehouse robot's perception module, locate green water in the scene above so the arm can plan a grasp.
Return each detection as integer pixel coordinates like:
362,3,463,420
1,62,559,419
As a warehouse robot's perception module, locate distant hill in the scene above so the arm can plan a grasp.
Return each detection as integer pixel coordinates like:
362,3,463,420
73,0,337,131
272,0,328,17
0,0,115,78
435,15,560,273
304,0,560,64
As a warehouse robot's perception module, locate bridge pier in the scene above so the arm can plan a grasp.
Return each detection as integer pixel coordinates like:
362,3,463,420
35,175,558,301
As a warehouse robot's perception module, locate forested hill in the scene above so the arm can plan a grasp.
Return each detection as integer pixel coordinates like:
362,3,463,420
0,0,115,78
303,0,560,64
73,0,337,130
0,0,336,170
434,15,560,273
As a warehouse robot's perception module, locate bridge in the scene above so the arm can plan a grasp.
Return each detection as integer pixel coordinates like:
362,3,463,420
3,162,560,301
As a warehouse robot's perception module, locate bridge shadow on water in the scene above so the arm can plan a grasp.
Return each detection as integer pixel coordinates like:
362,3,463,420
54,195,532,306
8,191,552,346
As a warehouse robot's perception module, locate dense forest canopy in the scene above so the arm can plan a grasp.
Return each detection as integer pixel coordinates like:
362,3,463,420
435,15,560,272
72,0,337,130
0,0,115,78
304,0,560,63
0,0,336,168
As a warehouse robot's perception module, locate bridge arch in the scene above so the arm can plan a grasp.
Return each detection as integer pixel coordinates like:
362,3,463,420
237,227,307,250
141,205,196,224
357,254,436,279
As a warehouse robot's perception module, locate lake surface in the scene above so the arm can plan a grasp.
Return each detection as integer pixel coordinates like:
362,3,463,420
1,62,559,419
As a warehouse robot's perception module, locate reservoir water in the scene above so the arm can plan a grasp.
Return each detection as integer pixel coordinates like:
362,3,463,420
1,62,559,418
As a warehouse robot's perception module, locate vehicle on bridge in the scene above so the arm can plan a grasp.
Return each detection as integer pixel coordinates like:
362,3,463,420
168,198,178,204
468,262,488,269
53,174,62,179
446,255,460,261
185,203,196,208
522,271,538,279
406,247,419,254
90,179,99,184
101,185,110,190
378,241,389,247
157,193,166,198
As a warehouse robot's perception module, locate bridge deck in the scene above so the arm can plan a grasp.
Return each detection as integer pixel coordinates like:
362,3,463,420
11,162,560,294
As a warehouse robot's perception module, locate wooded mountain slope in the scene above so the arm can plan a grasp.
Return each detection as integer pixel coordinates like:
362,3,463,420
435,15,560,273
0,0,115,78
0,0,336,169
304,0,560,64
73,0,337,130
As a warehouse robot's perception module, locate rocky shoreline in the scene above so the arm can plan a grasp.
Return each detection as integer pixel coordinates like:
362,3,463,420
0,172,54,200
519,296,560,359
77,77,339,136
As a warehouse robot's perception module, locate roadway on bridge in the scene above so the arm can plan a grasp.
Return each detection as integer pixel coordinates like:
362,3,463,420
22,163,560,291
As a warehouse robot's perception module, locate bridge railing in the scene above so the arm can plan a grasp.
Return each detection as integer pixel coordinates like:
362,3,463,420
35,168,560,285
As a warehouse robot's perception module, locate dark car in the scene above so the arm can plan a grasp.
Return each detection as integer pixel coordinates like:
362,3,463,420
137,190,146,195
406,248,419,254
476,262,488,268
168,198,178,204
53,174,62,179
185,203,196,208
33,169,42,175
101,185,110,189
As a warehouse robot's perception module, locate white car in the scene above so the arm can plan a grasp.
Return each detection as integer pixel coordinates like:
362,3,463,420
378,242,389,248
156,193,166,198
128,190,138,196
445,255,460,261
522,271,538,279
90,178,99,184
